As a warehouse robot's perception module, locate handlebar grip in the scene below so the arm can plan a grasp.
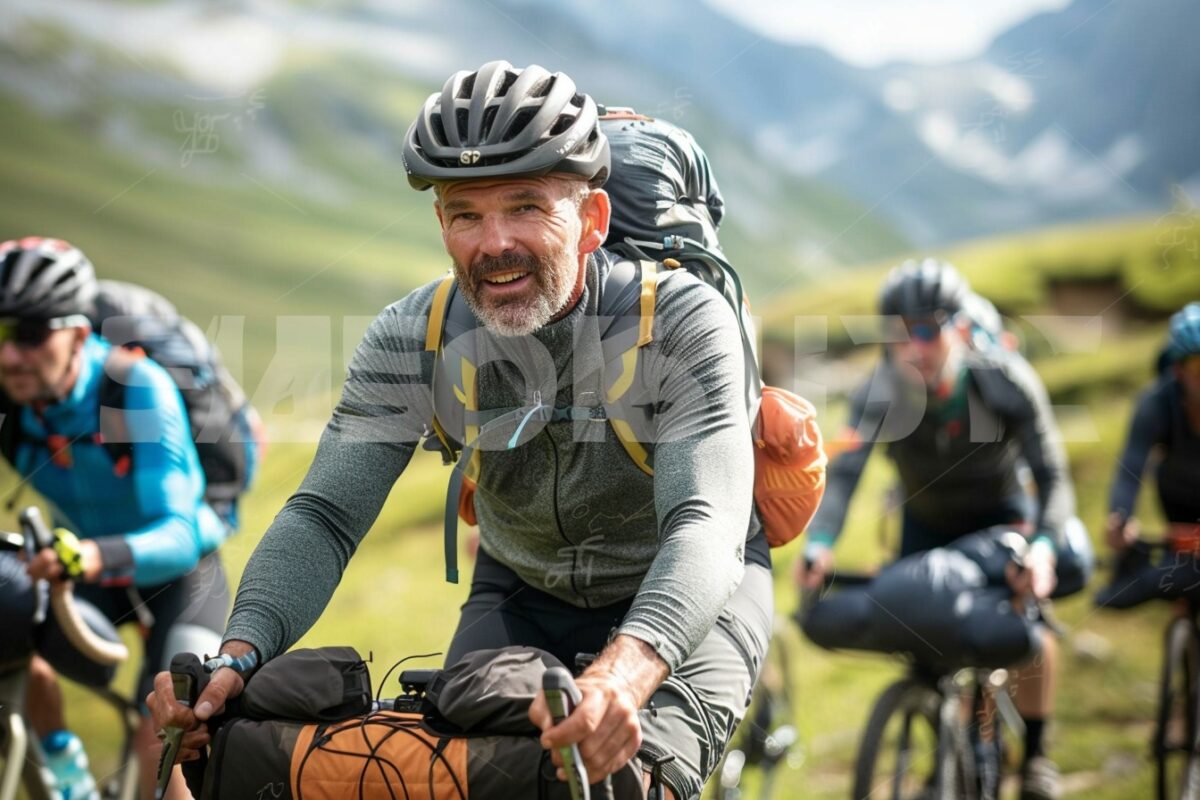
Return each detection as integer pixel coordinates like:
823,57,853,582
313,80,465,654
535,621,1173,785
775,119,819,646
542,667,589,800
156,653,208,799
19,507,52,557
169,652,206,707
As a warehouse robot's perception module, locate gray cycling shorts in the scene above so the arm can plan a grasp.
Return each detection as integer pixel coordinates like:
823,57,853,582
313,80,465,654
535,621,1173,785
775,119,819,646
445,541,774,799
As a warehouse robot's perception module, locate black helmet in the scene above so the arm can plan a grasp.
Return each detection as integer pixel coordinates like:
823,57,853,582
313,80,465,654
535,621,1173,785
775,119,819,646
878,258,969,319
403,61,610,191
0,237,97,319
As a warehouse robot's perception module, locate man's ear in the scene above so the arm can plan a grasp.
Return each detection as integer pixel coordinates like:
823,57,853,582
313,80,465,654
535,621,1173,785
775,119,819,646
578,189,610,256
71,326,89,354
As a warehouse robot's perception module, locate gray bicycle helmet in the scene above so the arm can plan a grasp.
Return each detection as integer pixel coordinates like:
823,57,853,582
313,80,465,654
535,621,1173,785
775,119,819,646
403,61,610,191
878,258,970,319
0,237,97,319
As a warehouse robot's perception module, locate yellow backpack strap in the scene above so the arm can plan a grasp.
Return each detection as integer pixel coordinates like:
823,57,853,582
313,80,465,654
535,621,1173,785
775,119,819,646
425,273,460,461
637,259,659,347
604,259,665,476
425,272,456,353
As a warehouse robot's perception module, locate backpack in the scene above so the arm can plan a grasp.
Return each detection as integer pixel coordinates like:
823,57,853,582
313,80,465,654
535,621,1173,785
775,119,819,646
0,281,263,524
423,110,826,583
959,291,1020,355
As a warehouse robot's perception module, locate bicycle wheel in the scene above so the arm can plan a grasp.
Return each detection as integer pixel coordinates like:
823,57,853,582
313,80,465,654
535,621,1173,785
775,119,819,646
853,678,942,800
1157,616,1200,800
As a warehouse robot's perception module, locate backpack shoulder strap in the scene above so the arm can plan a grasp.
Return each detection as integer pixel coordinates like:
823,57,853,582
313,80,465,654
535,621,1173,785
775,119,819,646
597,256,666,476
0,398,22,469
424,273,457,354
424,273,461,461
97,347,146,478
426,273,485,585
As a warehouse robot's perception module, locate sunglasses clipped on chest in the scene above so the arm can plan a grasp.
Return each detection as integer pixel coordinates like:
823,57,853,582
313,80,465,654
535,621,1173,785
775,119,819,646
0,315,90,349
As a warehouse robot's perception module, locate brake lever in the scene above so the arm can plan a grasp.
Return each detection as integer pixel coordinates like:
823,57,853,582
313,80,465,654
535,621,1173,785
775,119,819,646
155,653,209,799
543,667,590,800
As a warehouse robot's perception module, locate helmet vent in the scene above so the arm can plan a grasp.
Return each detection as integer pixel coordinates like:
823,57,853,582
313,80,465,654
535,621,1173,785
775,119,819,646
502,107,538,143
495,70,519,98
429,113,449,147
455,108,470,142
549,114,574,136
529,77,553,99
457,73,475,100
481,105,498,138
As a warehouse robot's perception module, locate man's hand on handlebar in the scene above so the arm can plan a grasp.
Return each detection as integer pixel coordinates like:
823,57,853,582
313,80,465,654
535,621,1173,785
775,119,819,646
1006,538,1057,600
795,544,834,592
24,529,102,583
1105,512,1140,552
529,635,663,785
145,643,253,764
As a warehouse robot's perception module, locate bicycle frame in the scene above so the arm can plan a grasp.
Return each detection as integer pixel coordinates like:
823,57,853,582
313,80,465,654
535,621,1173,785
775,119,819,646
1155,592,1200,800
0,508,140,800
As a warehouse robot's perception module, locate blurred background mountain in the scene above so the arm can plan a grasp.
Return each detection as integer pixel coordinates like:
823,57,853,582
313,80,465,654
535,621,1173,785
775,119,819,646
3,0,1196,335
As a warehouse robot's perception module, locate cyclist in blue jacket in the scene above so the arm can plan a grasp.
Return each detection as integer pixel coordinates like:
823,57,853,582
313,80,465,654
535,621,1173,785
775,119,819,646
0,237,229,800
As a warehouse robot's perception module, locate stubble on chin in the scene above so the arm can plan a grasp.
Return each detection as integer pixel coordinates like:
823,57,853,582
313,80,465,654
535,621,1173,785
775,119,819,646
453,249,576,338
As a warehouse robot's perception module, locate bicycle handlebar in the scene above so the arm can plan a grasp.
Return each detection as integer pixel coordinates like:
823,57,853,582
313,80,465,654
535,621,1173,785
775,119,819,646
7,508,129,667
543,667,589,800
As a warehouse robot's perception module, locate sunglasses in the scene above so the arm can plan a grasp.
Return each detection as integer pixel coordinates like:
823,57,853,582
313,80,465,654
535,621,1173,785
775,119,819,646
900,316,949,344
0,315,89,349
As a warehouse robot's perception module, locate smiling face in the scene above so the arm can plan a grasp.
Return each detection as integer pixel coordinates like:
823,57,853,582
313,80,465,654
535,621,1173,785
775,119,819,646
435,175,609,337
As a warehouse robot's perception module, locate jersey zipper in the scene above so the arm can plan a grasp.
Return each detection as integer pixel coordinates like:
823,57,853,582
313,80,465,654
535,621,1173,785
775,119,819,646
543,426,587,606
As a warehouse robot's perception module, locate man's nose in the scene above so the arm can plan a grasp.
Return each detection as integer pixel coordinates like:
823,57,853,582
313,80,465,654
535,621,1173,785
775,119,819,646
477,215,516,257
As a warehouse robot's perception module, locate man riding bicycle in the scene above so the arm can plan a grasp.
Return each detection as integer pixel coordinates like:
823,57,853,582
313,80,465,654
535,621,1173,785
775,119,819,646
148,61,772,800
0,237,231,799
797,259,1075,800
1104,301,1200,567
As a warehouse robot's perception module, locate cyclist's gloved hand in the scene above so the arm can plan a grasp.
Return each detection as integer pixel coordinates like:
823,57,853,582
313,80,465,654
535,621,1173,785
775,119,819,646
24,528,102,583
796,536,835,592
1006,537,1057,600
1105,511,1139,552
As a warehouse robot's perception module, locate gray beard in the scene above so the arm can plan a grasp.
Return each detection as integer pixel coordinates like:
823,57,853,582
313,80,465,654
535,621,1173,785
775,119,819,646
454,250,577,338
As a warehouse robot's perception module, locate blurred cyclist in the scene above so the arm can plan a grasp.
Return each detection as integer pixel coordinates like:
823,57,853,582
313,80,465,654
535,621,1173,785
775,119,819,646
798,259,1075,800
0,237,229,800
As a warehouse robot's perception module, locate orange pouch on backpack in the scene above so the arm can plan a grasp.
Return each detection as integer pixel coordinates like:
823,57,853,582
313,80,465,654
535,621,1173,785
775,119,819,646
753,386,827,547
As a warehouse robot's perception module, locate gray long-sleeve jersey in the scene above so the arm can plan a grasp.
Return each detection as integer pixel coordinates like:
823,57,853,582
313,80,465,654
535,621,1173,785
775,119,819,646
224,252,756,672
